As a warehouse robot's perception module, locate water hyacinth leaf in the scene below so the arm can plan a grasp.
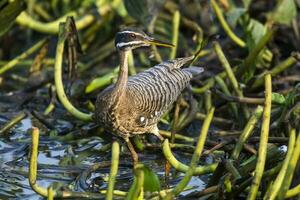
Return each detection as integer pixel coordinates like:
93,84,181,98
270,0,297,25
125,164,160,200
245,18,267,50
142,165,160,192
0,0,26,37
226,8,247,28
271,93,286,105
124,0,165,25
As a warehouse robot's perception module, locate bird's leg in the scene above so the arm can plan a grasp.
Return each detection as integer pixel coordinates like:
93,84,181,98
151,126,164,141
125,137,139,166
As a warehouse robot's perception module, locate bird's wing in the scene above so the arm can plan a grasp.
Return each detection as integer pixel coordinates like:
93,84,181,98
126,56,202,126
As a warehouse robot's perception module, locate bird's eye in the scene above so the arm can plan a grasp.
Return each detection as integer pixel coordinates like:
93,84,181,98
131,34,136,38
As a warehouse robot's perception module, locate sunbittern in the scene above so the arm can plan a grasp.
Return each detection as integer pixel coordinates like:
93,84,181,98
95,29,203,164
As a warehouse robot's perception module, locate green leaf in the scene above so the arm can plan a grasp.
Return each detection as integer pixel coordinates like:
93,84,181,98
271,0,297,25
226,8,247,28
143,165,160,192
0,0,26,37
272,93,286,105
245,18,267,50
125,164,160,200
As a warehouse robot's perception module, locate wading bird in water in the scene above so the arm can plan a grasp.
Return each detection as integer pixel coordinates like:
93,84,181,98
95,29,203,165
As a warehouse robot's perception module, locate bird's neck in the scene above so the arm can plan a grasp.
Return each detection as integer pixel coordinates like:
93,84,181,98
112,50,129,100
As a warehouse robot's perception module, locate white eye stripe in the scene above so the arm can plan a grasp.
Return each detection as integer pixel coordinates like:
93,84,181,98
116,41,146,48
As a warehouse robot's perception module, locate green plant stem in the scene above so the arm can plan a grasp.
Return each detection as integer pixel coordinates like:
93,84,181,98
85,68,118,93
277,131,300,199
43,103,55,115
192,79,215,94
29,127,49,197
215,75,238,119
247,73,272,200
126,164,145,200
162,139,217,175
216,90,286,105
159,130,195,143
55,23,92,121
0,38,48,75
286,184,300,198
231,106,263,160
204,90,212,113
211,0,246,47
252,56,297,89
0,112,27,135
106,141,120,200
192,66,238,94
100,190,127,196
16,11,94,34
30,128,106,198
165,108,215,199
213,42,249,118
47,186,54,200
264,129,296,200
0,59,54,67
195,112,233,126
237,30,273,78
170,10,180,59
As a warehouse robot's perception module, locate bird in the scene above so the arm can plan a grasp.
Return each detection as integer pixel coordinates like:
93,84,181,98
94,29,204,164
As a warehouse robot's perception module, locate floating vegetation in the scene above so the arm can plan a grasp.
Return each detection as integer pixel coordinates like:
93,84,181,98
0,0,300,199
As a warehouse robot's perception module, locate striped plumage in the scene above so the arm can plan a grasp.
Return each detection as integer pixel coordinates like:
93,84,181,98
94,29,203,163
95,55,202,138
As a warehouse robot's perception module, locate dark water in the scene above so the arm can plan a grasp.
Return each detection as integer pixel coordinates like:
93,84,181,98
0,108,208,199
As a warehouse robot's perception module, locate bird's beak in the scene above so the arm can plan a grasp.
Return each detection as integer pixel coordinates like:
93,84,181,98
146,37,174,48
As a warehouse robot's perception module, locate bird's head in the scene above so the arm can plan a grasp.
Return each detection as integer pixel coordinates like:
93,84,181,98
115,28,174,51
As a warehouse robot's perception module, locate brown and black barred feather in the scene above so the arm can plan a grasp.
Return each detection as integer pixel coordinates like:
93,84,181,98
95,56,203,138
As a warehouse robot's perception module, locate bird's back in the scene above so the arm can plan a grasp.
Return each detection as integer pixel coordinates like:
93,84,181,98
95,56,203,137
126,56,203,124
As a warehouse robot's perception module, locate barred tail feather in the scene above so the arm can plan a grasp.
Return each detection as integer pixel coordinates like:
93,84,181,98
183,66,204,76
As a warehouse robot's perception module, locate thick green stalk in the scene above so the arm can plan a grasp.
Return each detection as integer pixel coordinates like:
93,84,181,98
231,106,263,160
285,184,300,198
55,23,92,121
211,0,245,47
277,131,300,199
170,10,180,59
237,30,273,78
162,139,217,175
0,112,27,135
0,39,47,75
47,187,54,200
16,11,94,34
264,129,296,200
165,108,215,199
252,56,297,89
29,127,50,197
213,42,249,118
215,75,238,119
106,141,120,200
247,74,272,200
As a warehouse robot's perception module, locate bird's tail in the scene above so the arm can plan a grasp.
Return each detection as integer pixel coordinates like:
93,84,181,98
183,66,204,76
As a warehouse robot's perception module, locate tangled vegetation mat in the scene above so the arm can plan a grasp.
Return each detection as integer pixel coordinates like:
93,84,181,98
0,0,300,199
